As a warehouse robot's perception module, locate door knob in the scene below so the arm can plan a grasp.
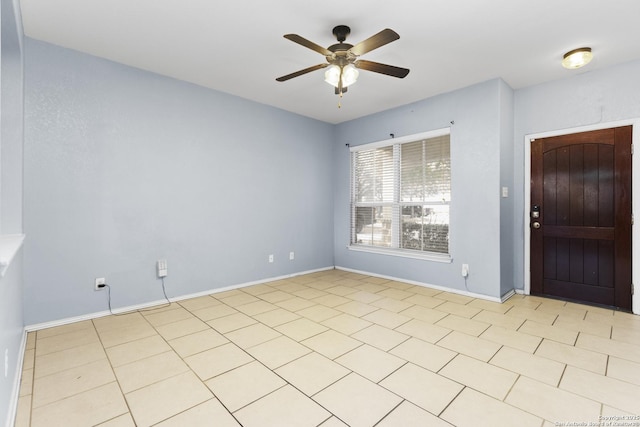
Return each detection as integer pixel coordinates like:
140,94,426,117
532,222,541,229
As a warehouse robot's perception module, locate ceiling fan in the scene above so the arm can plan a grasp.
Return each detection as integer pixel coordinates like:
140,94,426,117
276,25,410,97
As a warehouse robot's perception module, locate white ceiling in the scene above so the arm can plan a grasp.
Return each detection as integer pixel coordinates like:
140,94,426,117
19,0,640,124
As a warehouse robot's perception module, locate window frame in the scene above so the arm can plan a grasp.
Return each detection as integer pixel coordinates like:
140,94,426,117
348,128,453,263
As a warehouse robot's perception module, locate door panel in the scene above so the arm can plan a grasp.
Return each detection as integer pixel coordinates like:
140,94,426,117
530,126,632,310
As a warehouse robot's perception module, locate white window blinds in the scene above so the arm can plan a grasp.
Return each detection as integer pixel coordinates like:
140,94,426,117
351,130,451,255
354,146,394,203
400,136,450,253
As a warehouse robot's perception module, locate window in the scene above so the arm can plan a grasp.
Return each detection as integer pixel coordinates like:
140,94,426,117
350,129,451,260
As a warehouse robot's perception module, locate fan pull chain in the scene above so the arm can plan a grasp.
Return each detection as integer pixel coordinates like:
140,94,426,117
338,67,344,108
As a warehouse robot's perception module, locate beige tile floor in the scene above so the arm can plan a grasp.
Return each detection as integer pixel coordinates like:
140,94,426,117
13,269,640,426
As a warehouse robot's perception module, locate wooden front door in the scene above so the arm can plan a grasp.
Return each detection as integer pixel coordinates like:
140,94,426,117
530,126,632,310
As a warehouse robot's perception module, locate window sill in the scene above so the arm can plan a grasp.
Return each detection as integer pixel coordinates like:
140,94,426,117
347,244,452,263
0,234,25,278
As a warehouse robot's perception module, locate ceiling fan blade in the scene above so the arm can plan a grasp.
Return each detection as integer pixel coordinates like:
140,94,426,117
276,63,329,82
349,29,400,56
354,60,410,78
284,34,333,56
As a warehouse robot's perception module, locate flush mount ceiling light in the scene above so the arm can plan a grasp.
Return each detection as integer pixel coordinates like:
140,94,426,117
562,47,593,69
276,25,409,104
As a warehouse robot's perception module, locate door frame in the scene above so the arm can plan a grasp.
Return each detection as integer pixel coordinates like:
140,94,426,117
523,118,640,314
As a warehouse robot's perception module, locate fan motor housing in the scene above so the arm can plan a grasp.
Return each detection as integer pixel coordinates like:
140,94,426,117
332,25,351,42
327,43,355,66
328,43,353,53
328,26,356,64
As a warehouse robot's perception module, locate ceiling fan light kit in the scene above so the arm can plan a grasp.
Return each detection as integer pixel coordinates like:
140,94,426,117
277,25,410,103
324,64,359,88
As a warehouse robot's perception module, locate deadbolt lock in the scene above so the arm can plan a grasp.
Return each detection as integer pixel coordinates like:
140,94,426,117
531,204,541,219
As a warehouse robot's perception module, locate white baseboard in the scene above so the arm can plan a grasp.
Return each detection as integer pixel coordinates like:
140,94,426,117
5,329,27,427
24,265,527,334
335,265,513,303
500,289,516,302
24,266,334,332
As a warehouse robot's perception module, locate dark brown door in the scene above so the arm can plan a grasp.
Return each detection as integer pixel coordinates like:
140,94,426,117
530,126,632,310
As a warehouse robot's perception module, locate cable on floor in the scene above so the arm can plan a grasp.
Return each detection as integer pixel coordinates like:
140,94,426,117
103,278,172,316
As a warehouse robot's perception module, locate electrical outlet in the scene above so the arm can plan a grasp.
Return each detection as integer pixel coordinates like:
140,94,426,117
461,264,469,278
157,259,168,278
268,254,274,263
95,277,106,291
289,251,295,260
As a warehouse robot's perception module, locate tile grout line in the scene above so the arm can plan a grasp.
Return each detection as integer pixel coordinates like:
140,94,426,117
211,276,429,425
185,288,351,423
92,314,140,425
30,319,131,425
147,296,271,426
369,398,406,427
106,304,233,423
498,374,549,426
435,385,466,419
19,271,640,426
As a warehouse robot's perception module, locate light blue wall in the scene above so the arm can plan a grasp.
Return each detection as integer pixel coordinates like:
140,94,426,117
20,37,640,327
0,0,24,424
0,0,22,234
513,59,640,291
333,79,510,300
499,80,515,296
23,39,335,325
